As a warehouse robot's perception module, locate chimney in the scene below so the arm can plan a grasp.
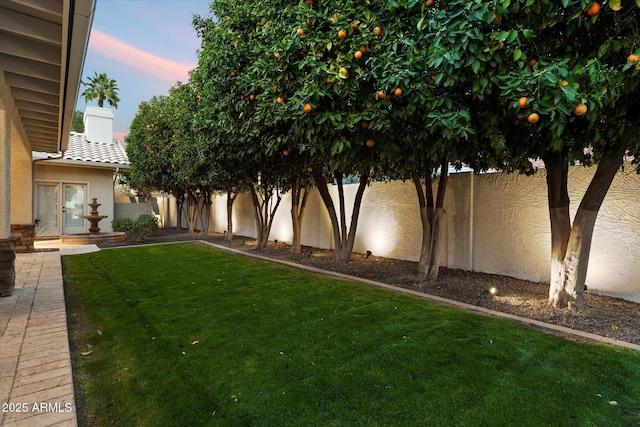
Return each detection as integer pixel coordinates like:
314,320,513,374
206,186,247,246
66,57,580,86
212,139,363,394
84,106,114,144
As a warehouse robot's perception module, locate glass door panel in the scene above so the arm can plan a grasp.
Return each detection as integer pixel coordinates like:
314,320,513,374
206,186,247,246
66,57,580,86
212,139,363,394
36,184,59,236
62,184,87,234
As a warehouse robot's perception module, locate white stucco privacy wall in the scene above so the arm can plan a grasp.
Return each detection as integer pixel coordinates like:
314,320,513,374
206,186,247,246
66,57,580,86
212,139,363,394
154,164,639,303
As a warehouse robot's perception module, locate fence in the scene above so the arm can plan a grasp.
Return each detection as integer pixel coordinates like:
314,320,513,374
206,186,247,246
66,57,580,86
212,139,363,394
116,165,640,302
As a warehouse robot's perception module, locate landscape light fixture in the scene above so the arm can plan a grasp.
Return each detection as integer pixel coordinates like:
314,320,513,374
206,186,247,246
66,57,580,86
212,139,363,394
366,250,372,258
489,286,497,295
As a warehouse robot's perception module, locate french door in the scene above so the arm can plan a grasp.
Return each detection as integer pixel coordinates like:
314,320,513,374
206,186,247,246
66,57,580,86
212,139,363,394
36,183,87,236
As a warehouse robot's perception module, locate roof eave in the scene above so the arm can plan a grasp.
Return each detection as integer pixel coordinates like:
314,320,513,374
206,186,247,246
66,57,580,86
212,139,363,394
59,0,97,153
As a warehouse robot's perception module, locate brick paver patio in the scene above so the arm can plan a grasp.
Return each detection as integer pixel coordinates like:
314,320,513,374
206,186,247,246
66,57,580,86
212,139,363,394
0,242,98,427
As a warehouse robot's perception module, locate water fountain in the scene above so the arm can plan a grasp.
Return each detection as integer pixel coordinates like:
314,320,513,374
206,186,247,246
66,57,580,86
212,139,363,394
60,197,127,244
82,198,108,233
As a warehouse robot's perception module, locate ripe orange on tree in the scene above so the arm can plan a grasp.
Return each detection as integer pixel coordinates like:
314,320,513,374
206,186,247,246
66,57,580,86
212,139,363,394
283,149,289,156
297,28,305,36
518,97,528,108
339,67,349,78
250,94,256,101
394,88,403,97
559,80,569,87
627,54,639,63
529,59,537,66
303,103,312,113
373,26,382,36
377,90,386,99
230,71,237,77
307,166,313,172
274,52,281,59
354,50,363,60
491,14,500,25
498,41,505,50
586,2,600,16
277,97,284,104
573,103,588,116
350,22,359,30
338,30,347,39
366,139,375,148
425,0,434,7
527,112,539,123
361,121,369,129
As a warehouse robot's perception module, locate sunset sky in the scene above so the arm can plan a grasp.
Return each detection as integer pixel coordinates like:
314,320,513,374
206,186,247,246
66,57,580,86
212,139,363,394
77,0,212,141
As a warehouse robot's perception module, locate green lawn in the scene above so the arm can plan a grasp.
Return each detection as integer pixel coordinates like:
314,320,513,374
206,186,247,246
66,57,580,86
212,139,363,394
63,243,640,427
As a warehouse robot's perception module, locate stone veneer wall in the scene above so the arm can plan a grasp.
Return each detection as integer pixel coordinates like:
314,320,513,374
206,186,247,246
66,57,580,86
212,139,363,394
11,223,35,253
0,237,17,296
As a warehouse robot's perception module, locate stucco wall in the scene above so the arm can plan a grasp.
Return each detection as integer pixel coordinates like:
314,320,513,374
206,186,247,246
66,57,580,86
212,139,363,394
34,164,115,233
9,113,32,225
152,165,640,302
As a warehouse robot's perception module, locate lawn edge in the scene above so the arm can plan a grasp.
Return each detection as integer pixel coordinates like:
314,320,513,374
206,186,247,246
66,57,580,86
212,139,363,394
101,240,639,351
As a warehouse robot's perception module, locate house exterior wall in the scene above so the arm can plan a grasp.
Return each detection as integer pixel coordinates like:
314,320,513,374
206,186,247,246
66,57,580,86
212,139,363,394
150,165,640,302
1,107,12,239
34,163,115,233
10,123,33,225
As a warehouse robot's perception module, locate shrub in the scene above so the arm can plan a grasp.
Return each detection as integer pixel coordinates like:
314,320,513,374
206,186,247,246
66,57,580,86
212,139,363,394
128,214,159,242
112,217,134,232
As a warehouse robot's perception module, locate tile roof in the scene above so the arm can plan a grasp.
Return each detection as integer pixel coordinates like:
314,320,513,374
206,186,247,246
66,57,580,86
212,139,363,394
35,132,129,167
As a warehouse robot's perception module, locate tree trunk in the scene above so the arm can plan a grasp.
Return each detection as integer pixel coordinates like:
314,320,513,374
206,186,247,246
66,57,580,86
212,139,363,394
290,178,310,254
313,170,369,263
203,189,212,235
248,182,282,250
544,148,623,311
175,194,185,231
183,192,200,235
225,190,237,242
413,156,449,281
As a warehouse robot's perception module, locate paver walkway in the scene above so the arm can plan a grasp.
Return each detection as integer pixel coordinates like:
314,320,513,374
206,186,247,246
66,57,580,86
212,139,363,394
0,241,98,427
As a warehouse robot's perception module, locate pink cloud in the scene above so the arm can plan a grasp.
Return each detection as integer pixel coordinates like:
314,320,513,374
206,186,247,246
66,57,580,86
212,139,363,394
113,131,128,142
88,29,193,84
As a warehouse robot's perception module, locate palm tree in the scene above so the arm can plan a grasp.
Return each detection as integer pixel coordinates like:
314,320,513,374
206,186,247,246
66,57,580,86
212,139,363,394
81,72,120,108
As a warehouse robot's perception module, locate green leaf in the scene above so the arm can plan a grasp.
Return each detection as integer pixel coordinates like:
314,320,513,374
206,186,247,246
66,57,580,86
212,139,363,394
609,0,622,11
471,60,481,74
513,48,522,61
522,29,535,39
560,85,576,103
598,42,609,58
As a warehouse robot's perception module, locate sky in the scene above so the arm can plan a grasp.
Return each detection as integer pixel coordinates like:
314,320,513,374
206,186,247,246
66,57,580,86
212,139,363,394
76,0,213,141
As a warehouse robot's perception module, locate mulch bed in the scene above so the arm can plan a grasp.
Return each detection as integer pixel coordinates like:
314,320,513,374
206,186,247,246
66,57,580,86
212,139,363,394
97,228,640,346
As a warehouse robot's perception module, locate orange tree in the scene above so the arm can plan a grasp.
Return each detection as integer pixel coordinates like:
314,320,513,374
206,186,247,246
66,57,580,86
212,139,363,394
126,93,190,230
426,0,639,310
126,83,215,234
237,1,316,254
192,0,296,250
254,0,405,263
363,0,501,281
